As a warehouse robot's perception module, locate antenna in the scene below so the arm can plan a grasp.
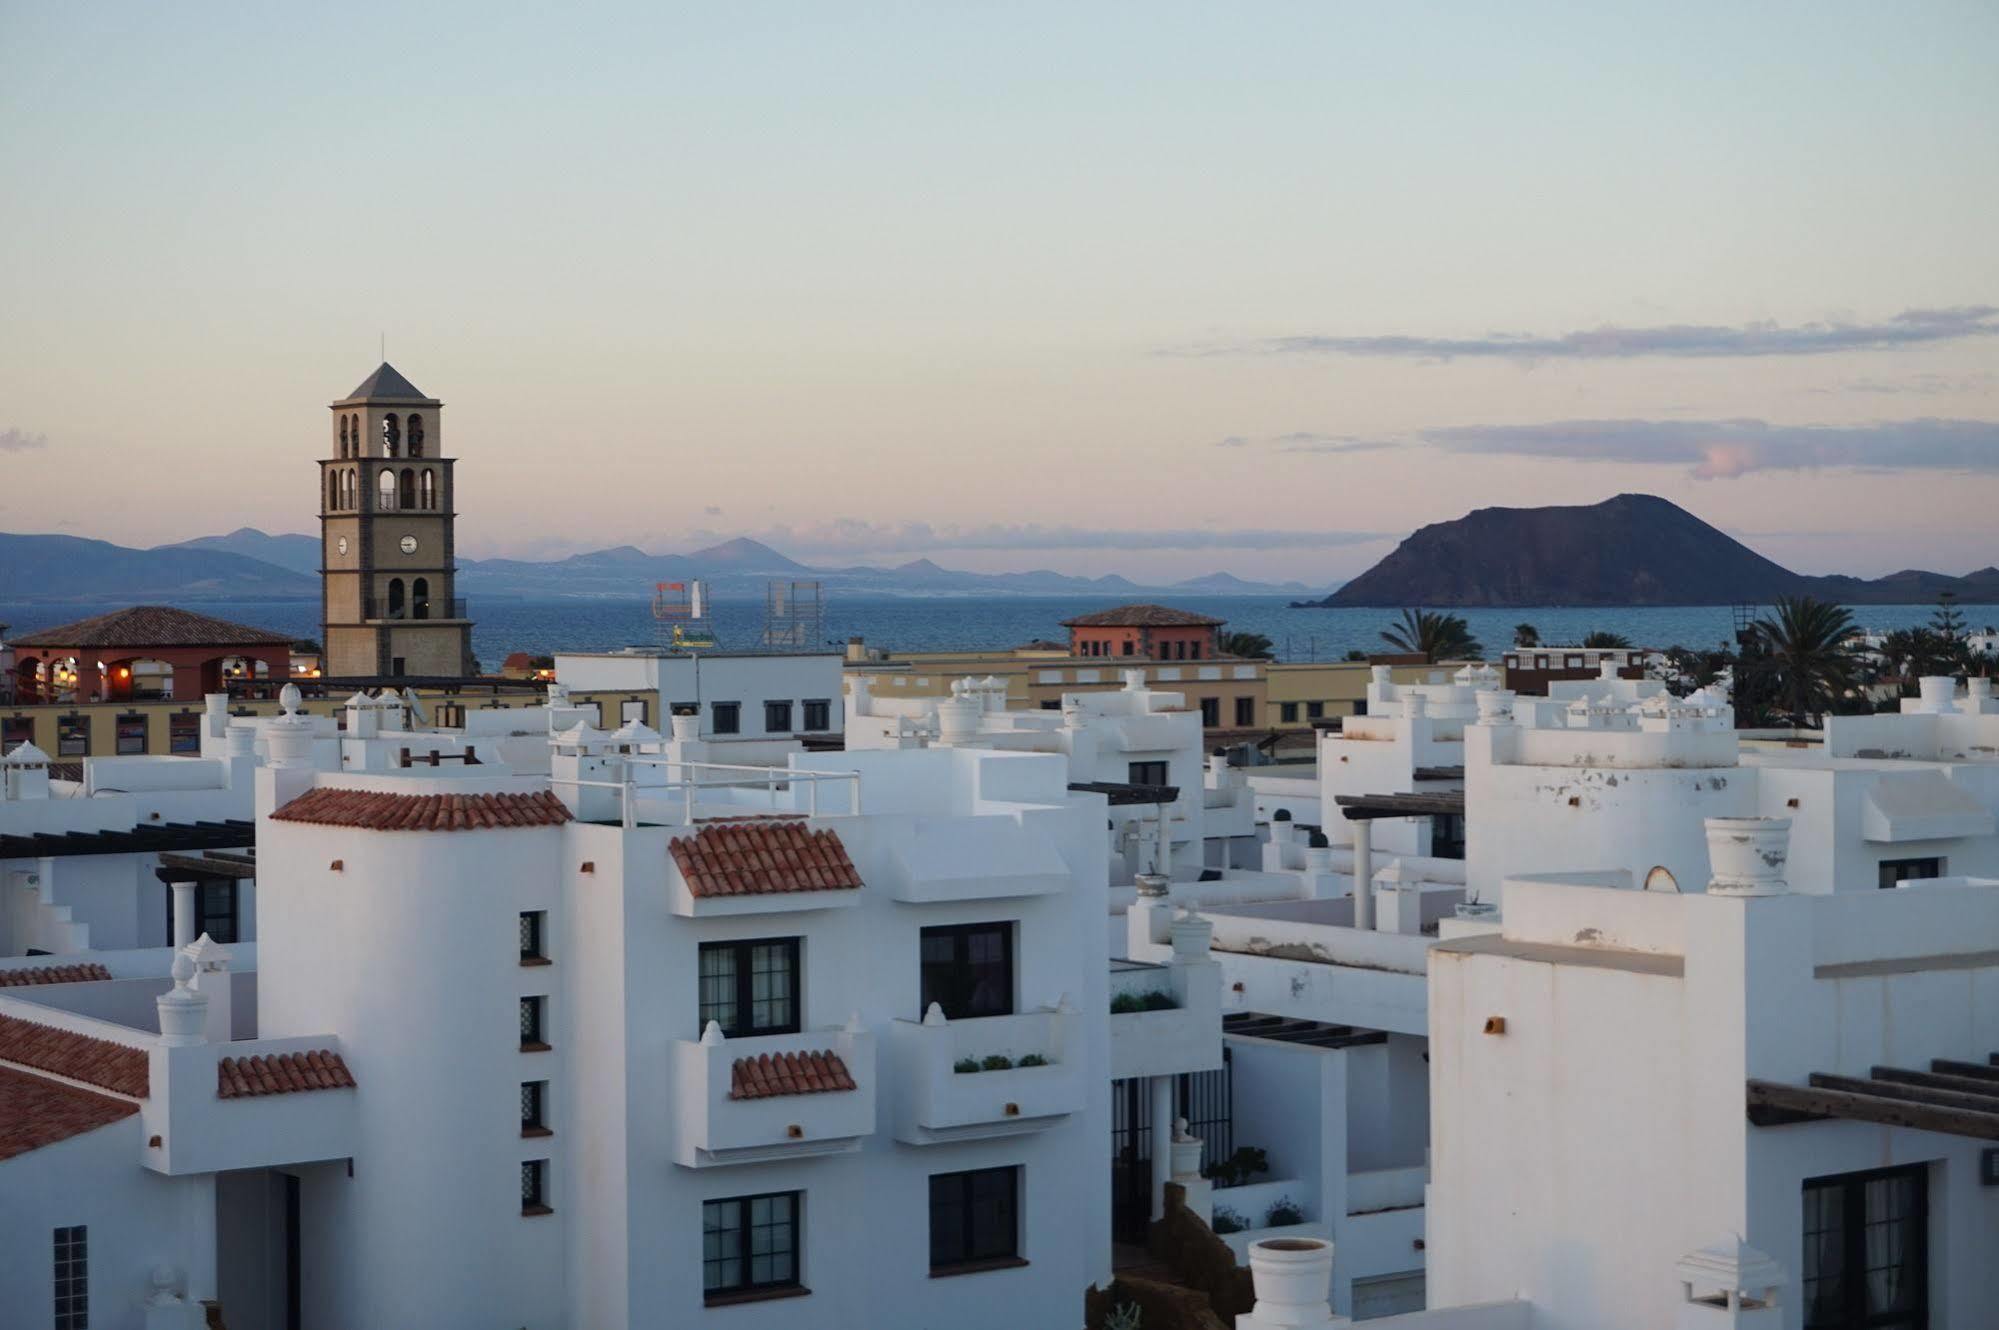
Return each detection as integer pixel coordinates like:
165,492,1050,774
757,580,824,651
380,331,386,362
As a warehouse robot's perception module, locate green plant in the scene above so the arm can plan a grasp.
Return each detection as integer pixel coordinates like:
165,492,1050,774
953,1057,981,1074
1582,630,1632,649
1111,989,1178,1013
1211,1206,1246,1235
1218,631,1275,660
1104,1302,1144,1330
1380,608,1482,662
981,1054,1014,1072
1751,597,1861,726
1017,1052,1048,1067
1203,1145,1270,1189
1263,1197,1304,1227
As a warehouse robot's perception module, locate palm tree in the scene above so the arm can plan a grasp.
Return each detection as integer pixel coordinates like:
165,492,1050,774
1582,630,1633,649
1217,631,1275,660
1751,597,1859,725
1380,609,1483,663
1513,623,1541,649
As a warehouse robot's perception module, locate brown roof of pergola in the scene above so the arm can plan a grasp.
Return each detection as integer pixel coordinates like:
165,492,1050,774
11,606,292,650
1749,1054,1999,1141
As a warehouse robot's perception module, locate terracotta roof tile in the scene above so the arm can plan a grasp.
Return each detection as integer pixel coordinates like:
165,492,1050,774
11,605,293,649
729,1050,857,1100
669,822,863,898
0,1065,139,1162
0,1011,149,1097
217,1049,356,1099
271,787,572,832
1059,603,1225,628
0,963,113,988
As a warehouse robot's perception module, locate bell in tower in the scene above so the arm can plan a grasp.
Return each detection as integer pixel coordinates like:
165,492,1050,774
319,364,474,680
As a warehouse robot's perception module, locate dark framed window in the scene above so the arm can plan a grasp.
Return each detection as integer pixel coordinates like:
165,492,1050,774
698,938,800,1038
801,699,831,732
3,716,33,752
520,996,548,1050
519,911,547,964
521,1159,550,1215
920,923,1013,1020
169,711,201,754
1234,696,1255,727
711,701,741,735
621,698,649,726
57,714,89,758
1879,857,1944,889
929,1166,1019,1273
1128,761,1169,788
1198,697,1220,728
764,700,793,733
1280,702,1299,724
704,1191,801,1301
1121,640,1135,656
114,713,148,755
1306,701,1325,720
163,882,238,946
1803,1164,1927,1330
390,656,406,678
521,1081,549,1136
1039,700,1060,711
54,1224,87,1330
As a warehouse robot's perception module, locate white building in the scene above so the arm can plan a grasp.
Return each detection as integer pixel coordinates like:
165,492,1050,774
553,648,845,763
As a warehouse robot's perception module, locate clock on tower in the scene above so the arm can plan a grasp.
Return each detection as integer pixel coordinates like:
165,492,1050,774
319,363,473,679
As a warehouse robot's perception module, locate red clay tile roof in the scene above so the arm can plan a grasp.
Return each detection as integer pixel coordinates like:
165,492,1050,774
0,1011,149,1097
669,822,863,898
11,605,293,649
271,787,573,831
0,963,113,988
1060,603,1225,628
217,1050,356,1099
729,1050,857,1100
0,1065,139,1162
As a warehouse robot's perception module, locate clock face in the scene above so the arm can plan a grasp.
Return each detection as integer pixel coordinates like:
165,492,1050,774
400,535,419,555
336,536,349,555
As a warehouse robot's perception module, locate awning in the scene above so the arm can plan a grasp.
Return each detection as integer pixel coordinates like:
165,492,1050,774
1862,771,1995,844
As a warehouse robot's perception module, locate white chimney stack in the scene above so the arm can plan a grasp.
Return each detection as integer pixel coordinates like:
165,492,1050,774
1704,818,1792,896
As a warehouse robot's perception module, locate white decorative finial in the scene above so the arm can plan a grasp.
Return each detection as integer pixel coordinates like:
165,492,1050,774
922,1002,948,1027
278,682,303,717
844,1011,865,1034
170,951,195,987
700,1020,725,1046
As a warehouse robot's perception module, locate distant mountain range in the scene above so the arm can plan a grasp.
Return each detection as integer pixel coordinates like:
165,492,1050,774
0,528,1322,606
1302,494,1999,608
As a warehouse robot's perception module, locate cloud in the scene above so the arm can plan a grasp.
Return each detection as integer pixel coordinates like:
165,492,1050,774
703,504,724,515
1216,431,1395,454
1824,372,1998,397
1419,417,1999,480
686,519,1391,558
0,427,49,452
1177,305,1999,362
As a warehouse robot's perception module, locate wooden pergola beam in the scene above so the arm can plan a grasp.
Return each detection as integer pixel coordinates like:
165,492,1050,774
1871,1066,1999,1101
1931,1058,1999,1083
1748,1078,1999,1140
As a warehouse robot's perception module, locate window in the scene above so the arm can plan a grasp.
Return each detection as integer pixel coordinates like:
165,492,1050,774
1280,702,1299,724
521,1159,550,1215
390,656,406,678
929,1167,1019,1273
57,714,89,757
519,911,547,964
1803,1165,1927,1330
704,1191,801,1302
387,579,405,619
801,699,831,732
1039,700,1060,711
166,713,198,754
411,578,430,621
521,1081,549,1136
1879,857,1944,889
620,698,649,726
764,700,793,733
1234,697,1255,727
1306,701,1325,720
920,923,1012,1020
54,1224,87,1329
1198,697,1220,728
711,701,740,735
520,996,548,1050
381,414,400,456
419,468,436,509
338,416,349,456
1128,760,1169,788
115,713,148,755
407,413,425,456
698,939,800,1037
1121,640,1135,656
5,715,36,752
378,469,397,508
399,467,416,510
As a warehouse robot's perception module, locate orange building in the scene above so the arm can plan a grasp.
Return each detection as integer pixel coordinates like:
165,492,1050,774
9,606,292,704
1060,604,1224,661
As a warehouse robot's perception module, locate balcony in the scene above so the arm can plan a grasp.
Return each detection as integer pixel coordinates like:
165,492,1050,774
887,1004,1085,1144
1108,955,1223,1081
883,815,1072,904
669,1026,876,1168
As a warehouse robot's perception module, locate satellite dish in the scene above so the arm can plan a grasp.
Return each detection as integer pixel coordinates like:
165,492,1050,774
1643,865,1680,893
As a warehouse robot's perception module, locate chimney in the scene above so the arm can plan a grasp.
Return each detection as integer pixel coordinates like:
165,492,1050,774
1474,689,1516,726
1241,1236,1345,1328
155,952,208,1046
1704,818,1792,896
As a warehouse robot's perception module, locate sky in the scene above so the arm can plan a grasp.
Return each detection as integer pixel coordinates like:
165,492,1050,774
2,3,1997,583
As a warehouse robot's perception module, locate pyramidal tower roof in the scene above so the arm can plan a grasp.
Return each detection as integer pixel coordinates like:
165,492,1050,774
335,362,438,405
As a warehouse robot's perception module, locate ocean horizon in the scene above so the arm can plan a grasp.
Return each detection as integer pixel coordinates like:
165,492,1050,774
0,596,1966,672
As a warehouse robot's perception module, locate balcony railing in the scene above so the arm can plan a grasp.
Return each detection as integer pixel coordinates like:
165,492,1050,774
361,596,469,622
887,1004,1085,1144
670,1025,876,1167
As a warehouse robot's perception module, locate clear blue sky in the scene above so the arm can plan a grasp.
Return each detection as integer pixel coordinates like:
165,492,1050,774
3,3,1996,579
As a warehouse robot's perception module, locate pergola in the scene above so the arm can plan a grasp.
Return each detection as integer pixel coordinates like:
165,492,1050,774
10,606,292,705
1749,1054,1999,1140
1333,790,1468,929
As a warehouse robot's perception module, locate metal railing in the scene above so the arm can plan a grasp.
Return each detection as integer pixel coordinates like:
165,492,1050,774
549,753,863,829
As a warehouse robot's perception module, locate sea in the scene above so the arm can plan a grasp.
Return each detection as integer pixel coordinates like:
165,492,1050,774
0,596,1964,669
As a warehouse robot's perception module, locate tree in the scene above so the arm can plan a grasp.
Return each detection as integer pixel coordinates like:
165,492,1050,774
1931,592,1967,644
1874,628,1953,690
1513,623,1541,649
1750,597,1859,726
1380,609,1483,663
1582,630,1633,649
1217,631,1274,660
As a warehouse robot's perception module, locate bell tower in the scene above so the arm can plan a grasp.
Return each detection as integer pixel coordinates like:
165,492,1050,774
320,363,473,679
